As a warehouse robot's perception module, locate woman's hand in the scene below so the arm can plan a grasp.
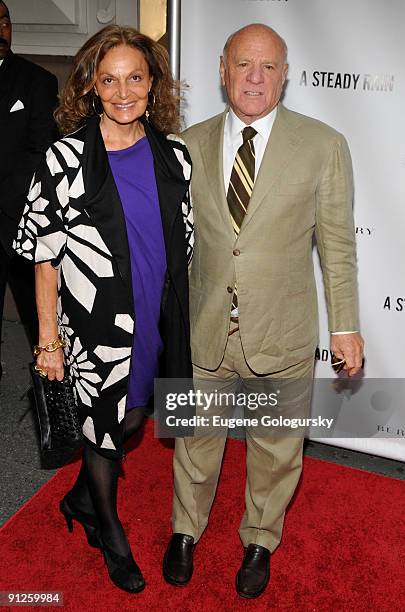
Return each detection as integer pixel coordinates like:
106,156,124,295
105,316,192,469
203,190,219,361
35,262,64,381
36,347,65,381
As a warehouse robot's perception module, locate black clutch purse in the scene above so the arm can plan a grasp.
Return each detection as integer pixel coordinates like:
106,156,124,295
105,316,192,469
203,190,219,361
29,363,83,469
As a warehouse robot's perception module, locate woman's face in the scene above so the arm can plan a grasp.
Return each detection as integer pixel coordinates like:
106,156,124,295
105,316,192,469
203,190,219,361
94,44,153,125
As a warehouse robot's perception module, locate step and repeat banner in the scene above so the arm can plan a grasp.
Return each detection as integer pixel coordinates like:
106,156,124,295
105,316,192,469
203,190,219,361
180,0,405,460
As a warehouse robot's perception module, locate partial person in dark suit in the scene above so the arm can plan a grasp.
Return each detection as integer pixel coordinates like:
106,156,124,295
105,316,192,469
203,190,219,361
0,1,58,374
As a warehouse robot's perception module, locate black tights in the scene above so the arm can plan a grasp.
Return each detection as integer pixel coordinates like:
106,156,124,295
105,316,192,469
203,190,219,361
68,407,145,555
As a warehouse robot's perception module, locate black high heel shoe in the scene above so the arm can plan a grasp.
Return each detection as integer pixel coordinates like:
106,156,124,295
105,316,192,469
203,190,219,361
59,495,101,549
99,537,145,593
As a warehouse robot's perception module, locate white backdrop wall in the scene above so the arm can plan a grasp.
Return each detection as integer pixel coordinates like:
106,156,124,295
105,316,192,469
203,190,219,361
9,0,138,55
180,0,405,460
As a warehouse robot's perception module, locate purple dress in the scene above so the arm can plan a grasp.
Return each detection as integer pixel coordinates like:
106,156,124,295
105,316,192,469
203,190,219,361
107,137,167,410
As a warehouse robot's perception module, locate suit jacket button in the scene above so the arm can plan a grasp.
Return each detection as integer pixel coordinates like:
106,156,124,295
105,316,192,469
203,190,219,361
233,249,240,256
227,286,233,293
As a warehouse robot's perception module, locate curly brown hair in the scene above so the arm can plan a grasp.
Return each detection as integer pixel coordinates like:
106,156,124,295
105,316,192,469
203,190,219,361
55,25,181,135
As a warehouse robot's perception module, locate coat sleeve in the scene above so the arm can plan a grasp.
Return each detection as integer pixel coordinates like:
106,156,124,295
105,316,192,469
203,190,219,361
315,133,359,332
167,134,194,266
182,180,194,267
12,145,69,268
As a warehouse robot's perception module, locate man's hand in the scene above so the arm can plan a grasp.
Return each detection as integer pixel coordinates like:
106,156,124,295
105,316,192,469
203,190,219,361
330,332,364,377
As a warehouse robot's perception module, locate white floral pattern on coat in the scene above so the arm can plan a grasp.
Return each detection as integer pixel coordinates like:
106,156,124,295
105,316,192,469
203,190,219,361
14,150,114,314
57,300,102,407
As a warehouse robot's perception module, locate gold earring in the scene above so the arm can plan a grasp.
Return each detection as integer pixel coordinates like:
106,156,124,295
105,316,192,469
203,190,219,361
146,92,156,120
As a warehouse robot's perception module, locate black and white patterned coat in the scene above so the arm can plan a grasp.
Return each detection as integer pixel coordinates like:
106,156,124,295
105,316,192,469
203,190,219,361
13,115,194,457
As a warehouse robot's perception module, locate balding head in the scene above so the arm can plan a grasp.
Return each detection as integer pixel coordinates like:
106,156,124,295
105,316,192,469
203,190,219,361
219,23,288,124
223,24,288,66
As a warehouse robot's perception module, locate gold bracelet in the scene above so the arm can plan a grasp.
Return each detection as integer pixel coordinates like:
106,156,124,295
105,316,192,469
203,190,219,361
33,334,66,356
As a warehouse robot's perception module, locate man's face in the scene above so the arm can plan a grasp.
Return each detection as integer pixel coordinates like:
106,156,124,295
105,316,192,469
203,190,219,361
220,27,288,124
0,3,11,59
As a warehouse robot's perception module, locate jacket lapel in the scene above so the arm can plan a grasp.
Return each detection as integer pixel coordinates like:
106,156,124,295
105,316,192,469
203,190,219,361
241,104,304,231
198,111,235,241
0,52,13,110
141,116,188,253
81,116,133,303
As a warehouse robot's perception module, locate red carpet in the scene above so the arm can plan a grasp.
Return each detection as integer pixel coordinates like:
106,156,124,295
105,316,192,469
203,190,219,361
0,420,404,611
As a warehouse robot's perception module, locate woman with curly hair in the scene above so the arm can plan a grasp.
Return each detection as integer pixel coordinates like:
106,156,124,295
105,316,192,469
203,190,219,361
13,25,193,593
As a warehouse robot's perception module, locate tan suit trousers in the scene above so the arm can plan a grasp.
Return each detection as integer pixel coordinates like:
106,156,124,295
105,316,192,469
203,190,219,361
172,329,314,552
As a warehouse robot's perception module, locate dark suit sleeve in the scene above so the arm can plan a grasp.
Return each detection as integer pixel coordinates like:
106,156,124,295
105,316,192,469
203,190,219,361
0,69,59,254
25,71,59,168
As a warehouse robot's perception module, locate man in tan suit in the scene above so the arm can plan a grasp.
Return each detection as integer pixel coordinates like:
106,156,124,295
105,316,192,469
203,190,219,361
163,23,364,598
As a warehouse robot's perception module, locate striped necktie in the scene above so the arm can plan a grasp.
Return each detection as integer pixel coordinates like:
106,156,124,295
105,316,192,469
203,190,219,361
227,126,257,319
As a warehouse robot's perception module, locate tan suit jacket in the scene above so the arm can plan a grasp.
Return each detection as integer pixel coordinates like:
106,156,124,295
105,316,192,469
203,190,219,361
182,104,359,374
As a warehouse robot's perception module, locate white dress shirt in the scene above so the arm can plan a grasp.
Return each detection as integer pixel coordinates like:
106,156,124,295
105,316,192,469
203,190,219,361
223,106,277,192
222,105,356,335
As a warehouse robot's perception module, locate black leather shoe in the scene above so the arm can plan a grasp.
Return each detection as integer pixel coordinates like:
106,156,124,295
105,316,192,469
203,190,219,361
163,533,195,586
236,544,270,598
